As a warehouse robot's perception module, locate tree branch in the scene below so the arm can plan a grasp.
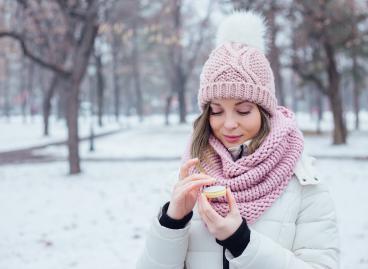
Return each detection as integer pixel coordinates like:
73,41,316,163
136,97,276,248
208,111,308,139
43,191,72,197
56,0,88,21
290,61,328,95
16,0,28,8
0,31,71,77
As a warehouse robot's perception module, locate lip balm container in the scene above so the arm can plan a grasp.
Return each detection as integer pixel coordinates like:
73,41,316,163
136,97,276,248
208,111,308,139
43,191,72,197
202,185,226,199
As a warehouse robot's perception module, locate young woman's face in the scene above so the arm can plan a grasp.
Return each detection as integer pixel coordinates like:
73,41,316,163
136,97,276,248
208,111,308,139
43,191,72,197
209,99,262,148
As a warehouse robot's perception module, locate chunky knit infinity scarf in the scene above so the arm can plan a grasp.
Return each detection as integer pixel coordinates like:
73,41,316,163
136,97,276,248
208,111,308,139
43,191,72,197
184,106,304,224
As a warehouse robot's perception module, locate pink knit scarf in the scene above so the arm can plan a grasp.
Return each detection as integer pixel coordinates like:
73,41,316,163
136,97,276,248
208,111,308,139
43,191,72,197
184,106,304,224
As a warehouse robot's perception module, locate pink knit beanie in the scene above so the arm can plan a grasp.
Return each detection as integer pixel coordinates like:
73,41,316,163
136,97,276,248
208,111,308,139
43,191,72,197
198,11,277,116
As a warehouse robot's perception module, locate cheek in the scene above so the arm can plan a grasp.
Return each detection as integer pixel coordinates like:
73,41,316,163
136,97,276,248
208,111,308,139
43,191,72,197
242,113,262,133
253,113,262,131
209,117,221,133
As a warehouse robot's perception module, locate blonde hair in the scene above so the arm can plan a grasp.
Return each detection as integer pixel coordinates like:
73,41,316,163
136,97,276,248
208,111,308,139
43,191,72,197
191,102,271,169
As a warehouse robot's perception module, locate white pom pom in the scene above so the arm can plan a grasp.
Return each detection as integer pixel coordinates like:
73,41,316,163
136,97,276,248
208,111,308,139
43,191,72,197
216,10,268,53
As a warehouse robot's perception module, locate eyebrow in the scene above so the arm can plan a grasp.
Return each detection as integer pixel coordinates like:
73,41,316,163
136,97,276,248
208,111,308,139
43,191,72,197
210,101,252,106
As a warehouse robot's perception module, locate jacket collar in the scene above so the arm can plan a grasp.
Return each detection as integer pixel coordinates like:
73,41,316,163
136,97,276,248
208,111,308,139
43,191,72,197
227,139,252,161
294,153,320,185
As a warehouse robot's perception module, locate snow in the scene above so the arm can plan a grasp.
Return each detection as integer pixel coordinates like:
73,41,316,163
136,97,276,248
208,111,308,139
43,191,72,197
0,115,129,152
296,111,368,133
0,112,367,269
0,161,176,269
316,160,368,268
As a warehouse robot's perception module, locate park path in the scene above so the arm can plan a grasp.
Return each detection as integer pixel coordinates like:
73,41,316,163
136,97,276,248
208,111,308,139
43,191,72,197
0,128,124,165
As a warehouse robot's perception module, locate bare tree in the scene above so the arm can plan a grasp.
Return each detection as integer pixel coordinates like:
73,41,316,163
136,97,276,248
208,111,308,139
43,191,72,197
288,0,365,144
346,0,368,130
94,50,105,127
160,0,213,124
0,0,99,174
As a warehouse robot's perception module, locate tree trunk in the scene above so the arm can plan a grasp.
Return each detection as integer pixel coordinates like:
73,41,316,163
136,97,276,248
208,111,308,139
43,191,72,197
165,94,173,125
131,25,143,122
43,75,58,136
112,35,121,122
352,52,360,130
125,76,133,117
57,88,67,120
324,42,347,144
3,80,10,119
290,73,299,113
65,80,81,174
2,57,11,119
96,54,104,127
178,80,186,124
113,73,120,122
349,0,360,130
316,88,323,134
174,64,187,124
21,59,28,123
267,3,285,106
27,60,35,121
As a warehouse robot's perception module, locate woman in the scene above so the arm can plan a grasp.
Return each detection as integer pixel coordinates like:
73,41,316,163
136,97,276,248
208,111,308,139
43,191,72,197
136,11,339,269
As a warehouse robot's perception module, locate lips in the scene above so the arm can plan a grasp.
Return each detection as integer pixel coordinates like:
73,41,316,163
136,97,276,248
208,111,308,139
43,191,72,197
223,135,242,143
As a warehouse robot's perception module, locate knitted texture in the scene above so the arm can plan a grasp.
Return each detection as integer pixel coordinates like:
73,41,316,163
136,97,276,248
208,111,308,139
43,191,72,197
183,106,304,224
198,42,277,116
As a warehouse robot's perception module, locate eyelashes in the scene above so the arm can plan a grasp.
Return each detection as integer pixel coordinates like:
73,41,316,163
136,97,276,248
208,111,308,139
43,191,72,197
238,111,251,115
210,111,251,116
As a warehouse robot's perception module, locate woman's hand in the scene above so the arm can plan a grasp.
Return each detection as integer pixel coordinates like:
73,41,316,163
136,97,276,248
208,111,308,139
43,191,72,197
198,187,242,241
167,158,216,220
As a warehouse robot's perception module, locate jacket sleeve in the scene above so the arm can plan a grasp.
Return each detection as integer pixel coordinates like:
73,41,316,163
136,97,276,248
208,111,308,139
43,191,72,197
136,215,190,269
225,183,340,269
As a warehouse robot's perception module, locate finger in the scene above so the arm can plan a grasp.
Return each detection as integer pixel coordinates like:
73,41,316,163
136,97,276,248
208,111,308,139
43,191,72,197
198,205,213,226
197,193,203,213
179,158,199,180
197,193,212,224
179,173,214,186
226,187,239,212
180,179,216,194
199,193,222,223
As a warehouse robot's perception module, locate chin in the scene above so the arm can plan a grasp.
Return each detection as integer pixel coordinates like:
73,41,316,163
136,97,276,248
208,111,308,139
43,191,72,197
222,140,239,147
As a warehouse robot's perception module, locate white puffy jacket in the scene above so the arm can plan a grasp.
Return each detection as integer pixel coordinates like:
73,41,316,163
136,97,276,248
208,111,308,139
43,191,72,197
136,155,340,269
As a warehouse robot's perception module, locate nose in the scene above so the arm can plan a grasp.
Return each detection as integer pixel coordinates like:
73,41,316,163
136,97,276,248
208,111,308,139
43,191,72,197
223,115,238,130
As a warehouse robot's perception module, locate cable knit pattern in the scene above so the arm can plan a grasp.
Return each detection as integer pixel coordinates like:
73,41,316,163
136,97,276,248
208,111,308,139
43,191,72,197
183,107,304,224
198,42,277,115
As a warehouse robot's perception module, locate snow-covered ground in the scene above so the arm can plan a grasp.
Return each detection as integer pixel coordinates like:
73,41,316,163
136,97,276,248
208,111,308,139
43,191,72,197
0,115,128,152
295,110,368,133
0,161,176,269
0,112,367,269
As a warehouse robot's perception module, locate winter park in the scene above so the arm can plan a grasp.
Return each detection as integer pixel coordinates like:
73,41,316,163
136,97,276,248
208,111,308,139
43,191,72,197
0,1,368,269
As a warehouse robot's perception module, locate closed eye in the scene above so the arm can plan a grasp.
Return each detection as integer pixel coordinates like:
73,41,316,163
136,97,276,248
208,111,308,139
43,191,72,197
238,111,251,115
209,106,223,115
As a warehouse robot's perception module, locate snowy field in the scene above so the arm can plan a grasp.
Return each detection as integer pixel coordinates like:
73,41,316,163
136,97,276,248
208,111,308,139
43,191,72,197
0,112,368,269
0,115,129,152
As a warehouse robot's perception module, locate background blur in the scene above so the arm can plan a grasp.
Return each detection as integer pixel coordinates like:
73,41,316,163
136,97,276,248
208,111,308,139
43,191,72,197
0,0,367,268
